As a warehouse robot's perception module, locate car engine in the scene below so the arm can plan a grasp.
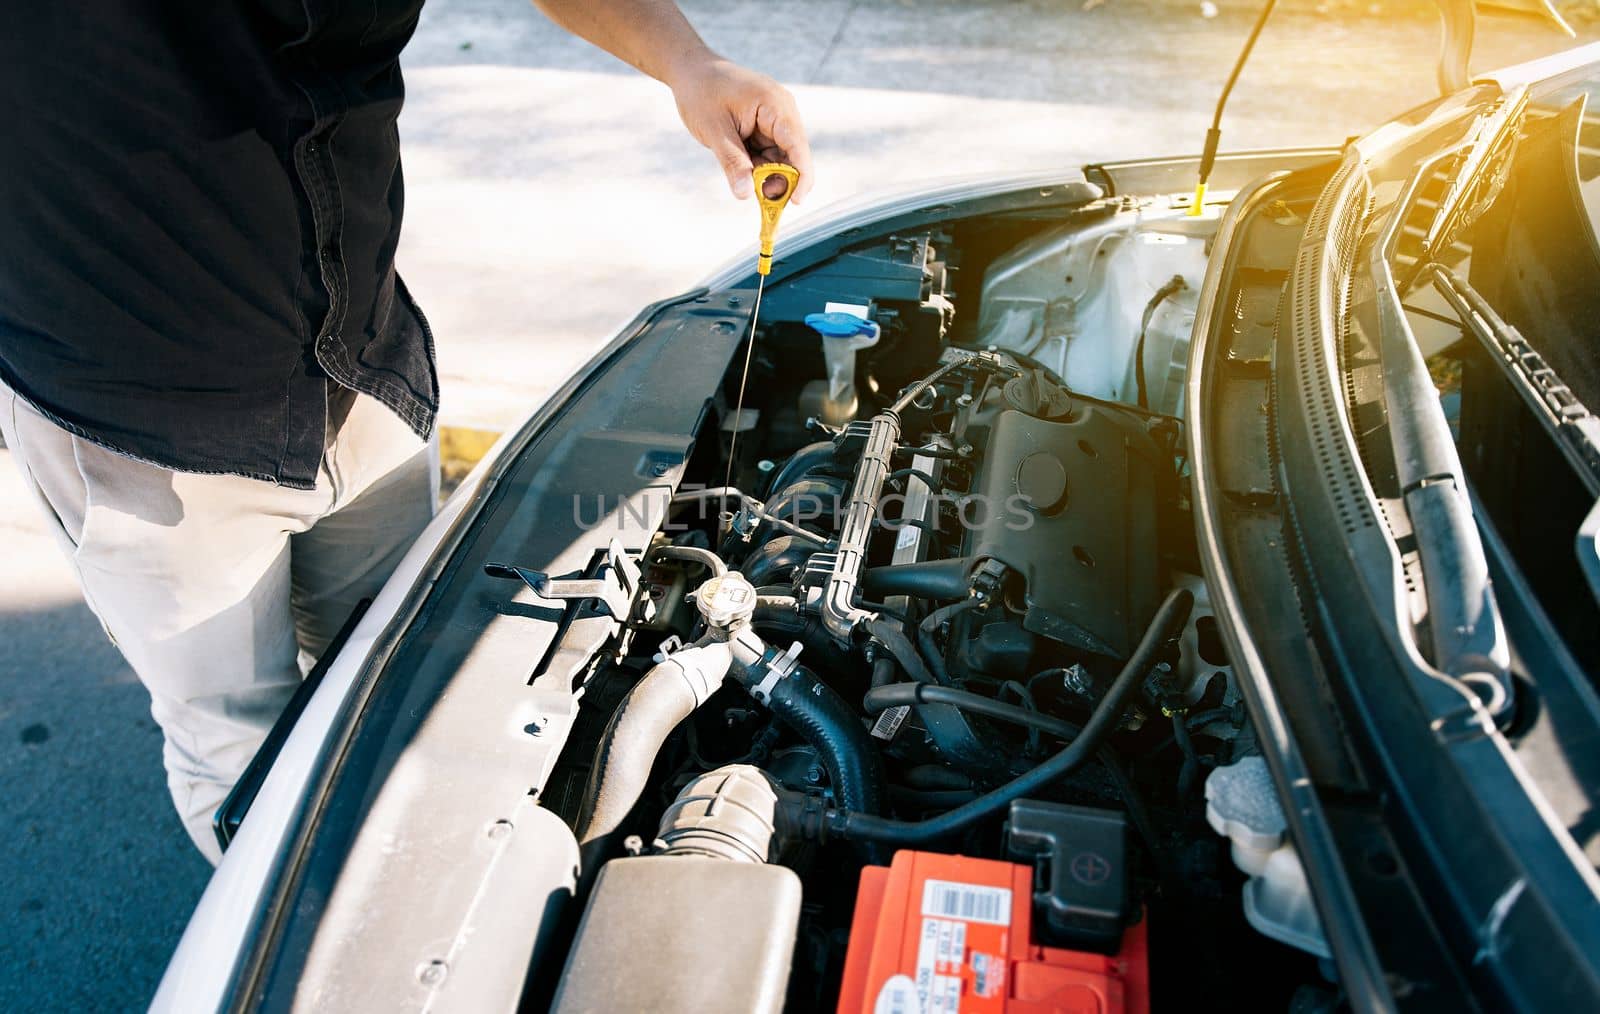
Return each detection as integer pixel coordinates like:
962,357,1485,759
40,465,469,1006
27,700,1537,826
534,194,1332,1012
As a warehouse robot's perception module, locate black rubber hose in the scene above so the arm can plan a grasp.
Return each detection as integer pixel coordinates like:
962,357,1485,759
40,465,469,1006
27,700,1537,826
651,544,726,577
865,682,1078,741
864,618,939,686
1094,745,1169,881
899,764,973,791
759,664,885,817
753,595,801,618
822,587,1193,845
869,656,898,690
889,467,939,490
752,611,857,682
918,598,979,684
862,558,980,601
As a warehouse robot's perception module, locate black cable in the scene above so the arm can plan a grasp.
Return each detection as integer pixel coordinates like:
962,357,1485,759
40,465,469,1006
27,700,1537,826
1196,0,1279,194
998,679,1041,753
1095,746,1169,881
864,681,1169,869
1172,712,1204,800
889,467,940,490
1026,666,1070,698
894,444,965,461
1135,275,1187,410
821,588,1194,845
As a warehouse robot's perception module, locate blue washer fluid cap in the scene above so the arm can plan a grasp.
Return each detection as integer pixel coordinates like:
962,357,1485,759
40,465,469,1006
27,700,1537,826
804,311,880,340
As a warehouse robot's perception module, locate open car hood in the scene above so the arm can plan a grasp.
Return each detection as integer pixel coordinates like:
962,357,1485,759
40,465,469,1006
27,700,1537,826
157,38,1600,1014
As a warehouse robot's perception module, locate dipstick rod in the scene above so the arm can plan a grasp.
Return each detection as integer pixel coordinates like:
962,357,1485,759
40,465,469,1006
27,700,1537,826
723,162,800,495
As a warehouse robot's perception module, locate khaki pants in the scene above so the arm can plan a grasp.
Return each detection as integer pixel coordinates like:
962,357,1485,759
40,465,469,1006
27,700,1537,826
1,379,437,863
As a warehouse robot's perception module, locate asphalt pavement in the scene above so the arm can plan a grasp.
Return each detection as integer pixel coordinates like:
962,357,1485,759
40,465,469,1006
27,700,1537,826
1,1,1588,1009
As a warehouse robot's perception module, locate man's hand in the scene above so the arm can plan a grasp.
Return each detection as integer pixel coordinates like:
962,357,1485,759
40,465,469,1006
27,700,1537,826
668,56,813,204
531,1,813,203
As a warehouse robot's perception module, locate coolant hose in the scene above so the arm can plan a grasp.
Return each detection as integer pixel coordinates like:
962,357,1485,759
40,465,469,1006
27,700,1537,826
817,587,1194,845
748,591,860,681
574,642,732,848
652,544,726,577
734,658,885,818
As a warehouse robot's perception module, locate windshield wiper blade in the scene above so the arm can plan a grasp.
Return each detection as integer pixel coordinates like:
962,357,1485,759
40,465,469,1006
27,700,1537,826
1417,88,1529,272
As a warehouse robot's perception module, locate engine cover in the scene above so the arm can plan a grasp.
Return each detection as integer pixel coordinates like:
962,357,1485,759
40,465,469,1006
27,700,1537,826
960,396,1165,659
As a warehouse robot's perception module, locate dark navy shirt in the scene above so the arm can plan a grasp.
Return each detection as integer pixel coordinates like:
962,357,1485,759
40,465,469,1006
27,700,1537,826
0,1,436,489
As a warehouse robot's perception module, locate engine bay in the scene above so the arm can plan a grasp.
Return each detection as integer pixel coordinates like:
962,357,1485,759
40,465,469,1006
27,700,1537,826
526,188,1337,1012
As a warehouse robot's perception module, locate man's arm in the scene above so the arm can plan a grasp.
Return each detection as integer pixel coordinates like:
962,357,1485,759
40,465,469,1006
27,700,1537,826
532,0,813,202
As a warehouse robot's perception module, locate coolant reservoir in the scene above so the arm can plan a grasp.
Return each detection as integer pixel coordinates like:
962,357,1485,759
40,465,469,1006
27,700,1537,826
1205,756,1331,960
799,311,879,426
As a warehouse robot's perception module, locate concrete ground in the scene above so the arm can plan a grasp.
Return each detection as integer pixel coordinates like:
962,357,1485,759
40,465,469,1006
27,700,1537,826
1,1,1590,1010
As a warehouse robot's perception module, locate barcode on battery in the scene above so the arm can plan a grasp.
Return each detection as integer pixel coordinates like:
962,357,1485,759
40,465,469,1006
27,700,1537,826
921,880,1011,926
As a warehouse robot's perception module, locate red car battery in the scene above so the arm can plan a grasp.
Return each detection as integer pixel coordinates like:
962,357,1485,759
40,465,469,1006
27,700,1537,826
837,851,1149,1014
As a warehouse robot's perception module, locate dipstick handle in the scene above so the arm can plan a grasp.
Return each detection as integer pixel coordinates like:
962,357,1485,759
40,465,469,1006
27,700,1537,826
753,162,800,275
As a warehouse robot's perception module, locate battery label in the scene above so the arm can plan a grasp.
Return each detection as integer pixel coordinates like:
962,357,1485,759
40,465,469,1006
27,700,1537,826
916,918,967,1012
922,880,1011,926
873,974,919,1014
840,854,1139,1014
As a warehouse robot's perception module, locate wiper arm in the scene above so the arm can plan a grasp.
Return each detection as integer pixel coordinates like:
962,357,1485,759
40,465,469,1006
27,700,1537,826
1372,167,1514,717
1427,265,1600,607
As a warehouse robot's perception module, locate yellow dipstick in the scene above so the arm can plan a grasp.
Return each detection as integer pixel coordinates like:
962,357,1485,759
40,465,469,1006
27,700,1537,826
1188,180,1208,217
753,162,800,275
723,162,801,496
